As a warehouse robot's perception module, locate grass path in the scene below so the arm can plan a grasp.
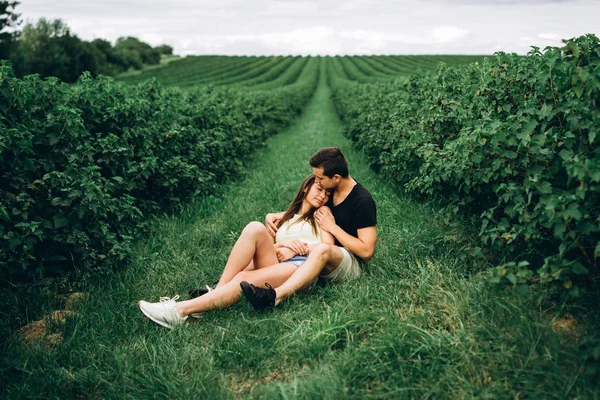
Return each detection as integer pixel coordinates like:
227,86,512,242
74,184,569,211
3,60,596,399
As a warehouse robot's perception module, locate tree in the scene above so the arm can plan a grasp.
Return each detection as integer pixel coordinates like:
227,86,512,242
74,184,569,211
115,36,161,65
89,38,121,75
12,18,98,82
0,0,21,59
155,44,173,55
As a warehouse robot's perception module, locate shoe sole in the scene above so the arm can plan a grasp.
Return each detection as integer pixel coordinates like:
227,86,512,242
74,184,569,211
138,301,174,329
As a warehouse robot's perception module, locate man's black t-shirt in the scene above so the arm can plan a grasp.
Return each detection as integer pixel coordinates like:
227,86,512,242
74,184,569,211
326,182,377,254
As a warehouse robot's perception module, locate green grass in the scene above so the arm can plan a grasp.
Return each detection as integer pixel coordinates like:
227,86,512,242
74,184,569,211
1,61,598,399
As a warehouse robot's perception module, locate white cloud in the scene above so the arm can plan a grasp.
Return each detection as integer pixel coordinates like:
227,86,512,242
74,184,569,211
537,32,562,40
17,0,600,55
537,33,561,40
175,26,477,56
432,26,469,43
259,27,342,55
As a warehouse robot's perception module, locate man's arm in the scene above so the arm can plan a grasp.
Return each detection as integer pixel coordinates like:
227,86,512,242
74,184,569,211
265,211,285,237
315,207,377,260
329,225,377,261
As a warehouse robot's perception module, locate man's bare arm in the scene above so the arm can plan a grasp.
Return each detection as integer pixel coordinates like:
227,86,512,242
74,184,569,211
265,211,285,237
315,207,377,260
328,225,376,261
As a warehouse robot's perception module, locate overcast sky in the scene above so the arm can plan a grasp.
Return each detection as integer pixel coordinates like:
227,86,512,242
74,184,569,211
18,0,600,56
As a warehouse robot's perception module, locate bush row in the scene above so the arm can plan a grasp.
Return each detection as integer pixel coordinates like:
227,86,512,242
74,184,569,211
330,35,600,294
0,59,319,280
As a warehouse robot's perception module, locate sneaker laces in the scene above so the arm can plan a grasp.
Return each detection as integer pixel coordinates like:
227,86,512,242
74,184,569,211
159,295,180,303
159,294,201,320
157,295,188,321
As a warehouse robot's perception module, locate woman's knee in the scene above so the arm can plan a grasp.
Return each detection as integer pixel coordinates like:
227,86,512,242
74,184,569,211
242,221,267,236
311,243,332,260
232,270,251,283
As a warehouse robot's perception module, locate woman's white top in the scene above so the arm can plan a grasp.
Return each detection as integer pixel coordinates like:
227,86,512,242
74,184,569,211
275,214,321,244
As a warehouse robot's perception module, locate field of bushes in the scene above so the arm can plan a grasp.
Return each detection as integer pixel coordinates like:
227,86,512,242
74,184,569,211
0,58,319,281
330,35,600,296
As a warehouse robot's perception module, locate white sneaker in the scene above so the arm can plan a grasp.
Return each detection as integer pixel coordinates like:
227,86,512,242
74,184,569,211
138,295,188,329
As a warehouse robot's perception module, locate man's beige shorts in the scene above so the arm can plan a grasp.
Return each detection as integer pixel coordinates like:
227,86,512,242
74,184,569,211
320,247,361,282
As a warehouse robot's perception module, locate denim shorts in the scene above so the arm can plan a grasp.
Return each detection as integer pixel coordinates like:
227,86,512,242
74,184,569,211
280,255,308,267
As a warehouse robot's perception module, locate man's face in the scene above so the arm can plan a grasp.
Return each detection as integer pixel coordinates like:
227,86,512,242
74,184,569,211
312,167,338,190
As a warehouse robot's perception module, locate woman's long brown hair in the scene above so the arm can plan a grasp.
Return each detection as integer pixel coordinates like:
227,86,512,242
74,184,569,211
276,174,322,236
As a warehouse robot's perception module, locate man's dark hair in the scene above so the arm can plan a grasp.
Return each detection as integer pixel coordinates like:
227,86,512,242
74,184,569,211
309,147,349,178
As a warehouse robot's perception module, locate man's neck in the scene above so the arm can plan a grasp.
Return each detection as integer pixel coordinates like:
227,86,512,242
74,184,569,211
333,176,356,204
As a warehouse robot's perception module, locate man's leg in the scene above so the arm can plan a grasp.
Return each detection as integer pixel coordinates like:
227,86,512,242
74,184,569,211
273,244,344,306
216,222,278,288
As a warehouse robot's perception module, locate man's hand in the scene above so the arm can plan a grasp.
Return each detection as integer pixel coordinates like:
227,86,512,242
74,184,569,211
315,206,336,233
280,240,309,255
276,247,296,262
266,213,282,238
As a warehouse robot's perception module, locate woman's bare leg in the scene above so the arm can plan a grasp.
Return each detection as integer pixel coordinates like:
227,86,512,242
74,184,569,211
177,263,297,316
215,221,279,288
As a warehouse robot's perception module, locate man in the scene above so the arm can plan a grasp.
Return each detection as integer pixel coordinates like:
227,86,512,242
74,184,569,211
240,146,377,309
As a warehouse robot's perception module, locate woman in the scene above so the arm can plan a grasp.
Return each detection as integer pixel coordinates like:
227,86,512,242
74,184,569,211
138,174,333,329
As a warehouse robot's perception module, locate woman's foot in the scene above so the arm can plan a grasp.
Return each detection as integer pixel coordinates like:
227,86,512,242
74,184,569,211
138,295,188,329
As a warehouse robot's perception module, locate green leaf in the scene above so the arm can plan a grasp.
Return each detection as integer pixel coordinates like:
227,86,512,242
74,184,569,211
578,222,595,235
568,286,581,297
522,119,537,136
53,216,69,229
571,262,589,275
0,206,9,222
49,134,59,146
589,130,597,145
554,221,566,237
595,242,600,257
538,181,552,194
563,203,582,221
539,104,553,119
559,149,573,161
506,273,517,285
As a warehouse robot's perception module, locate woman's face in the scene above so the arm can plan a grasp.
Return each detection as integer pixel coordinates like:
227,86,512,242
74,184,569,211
305,182,331,208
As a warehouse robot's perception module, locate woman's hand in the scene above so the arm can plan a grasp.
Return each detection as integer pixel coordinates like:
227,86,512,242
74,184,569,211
315,206,336,233
280,240,309,255
276,247,296,262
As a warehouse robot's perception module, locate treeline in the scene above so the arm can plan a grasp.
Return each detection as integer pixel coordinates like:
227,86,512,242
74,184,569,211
0,2,174,82
329,34,600,296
